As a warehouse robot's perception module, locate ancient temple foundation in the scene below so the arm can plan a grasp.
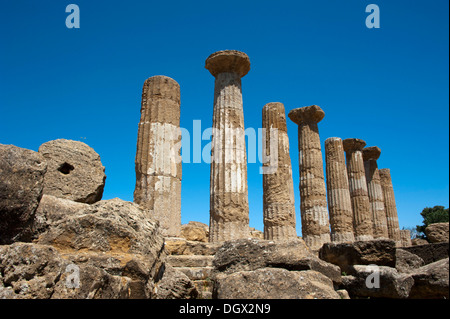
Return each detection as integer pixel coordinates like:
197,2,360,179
363,146,389,239
325,137,355,243
288,105,330,250
262,102,297,240
205,50,250,242
379,168,401,244
134,75,182,237
343,138,373,241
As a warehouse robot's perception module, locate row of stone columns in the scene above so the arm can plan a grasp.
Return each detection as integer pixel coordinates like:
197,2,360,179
132,49,403,249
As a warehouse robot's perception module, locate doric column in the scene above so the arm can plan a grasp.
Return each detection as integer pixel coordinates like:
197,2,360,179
288,105,330,250
205,50,250,242
363,146,389,239
343,138,373,241
325,137,355,243
400,229,412,247
262,102,296,240
379,168,401,244
134,75,182,237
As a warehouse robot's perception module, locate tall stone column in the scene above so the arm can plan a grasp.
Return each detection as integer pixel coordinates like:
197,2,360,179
325,137,355,243
134,75,182,237
205,50,250,242
262,102,296,240
343,138,373,241
363,146,389,239
379,168,401,244
288,105,330,250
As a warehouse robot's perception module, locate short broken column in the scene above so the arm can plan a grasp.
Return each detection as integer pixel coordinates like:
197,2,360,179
324,137,355,243
379,168,401,244
343,138,373,241
262,102,297,240
363,146,389,239
134,75,182,237
288,105,330,250
400,229,412,247
205,50,250,242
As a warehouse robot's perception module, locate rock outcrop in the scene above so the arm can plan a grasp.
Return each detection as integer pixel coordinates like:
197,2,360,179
425,222,449,243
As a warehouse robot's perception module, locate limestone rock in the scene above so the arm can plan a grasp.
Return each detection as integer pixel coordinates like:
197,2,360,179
412,238,428,246
408,258,449,299
181,221,209,242
164,237,220,256
213,238,341,285
395,249,425,273
38,139,106,204
341,265,414,299
401,242,449,265
0,144,47,244
213,268,340,299
153,264,198,299
425,222,449,243
319,239,397,273
249,227,264,239
336,289,350,299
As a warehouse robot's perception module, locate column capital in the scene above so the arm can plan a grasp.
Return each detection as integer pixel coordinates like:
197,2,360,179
343,138,366,153
288,105,325,125
205,50,250,78
363,146,381,161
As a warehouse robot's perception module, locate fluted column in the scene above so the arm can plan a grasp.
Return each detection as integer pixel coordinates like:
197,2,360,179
134,75,182,237
379,168,401,244
343,138,373,241
363,146,389,239
205,50,250,242
262,102,296,240
288,105,330,250
400,229,412,247
325,137,355,243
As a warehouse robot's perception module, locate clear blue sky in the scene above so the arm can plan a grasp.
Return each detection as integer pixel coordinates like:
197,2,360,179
1,0,448,234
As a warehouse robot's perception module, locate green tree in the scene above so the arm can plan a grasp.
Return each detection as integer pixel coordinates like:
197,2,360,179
416,205,449,239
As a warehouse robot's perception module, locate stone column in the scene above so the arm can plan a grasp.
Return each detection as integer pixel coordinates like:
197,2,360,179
262,102,296,240
379,168,401,244
343,138,373,241
205,50,250,242
363,146,389,239
400,229,412,247
134,75,182,237
325,137,355,243
288,105,330,250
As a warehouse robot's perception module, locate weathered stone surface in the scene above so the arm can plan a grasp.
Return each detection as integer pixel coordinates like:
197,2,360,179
343,138,373,241
379,168,401,244
409,258,449,299
325,137,354,243
181,221,209,242
341,265,414,299
38,139,105,204
288,105,330,250
153,264,198,299
336,289,350,299
164,237,220,256
412,238,428,246
0,144,47,244
399,229,412,247
206,50,250,242
319,239,397,273
425,222,449,243
249,227,264,239
262,102,296,240
134,75,182,237
32,194,89,238
401,242,449,265
212,238,341,285
363,146,389,239
213,268,340,299
395,248,425,273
